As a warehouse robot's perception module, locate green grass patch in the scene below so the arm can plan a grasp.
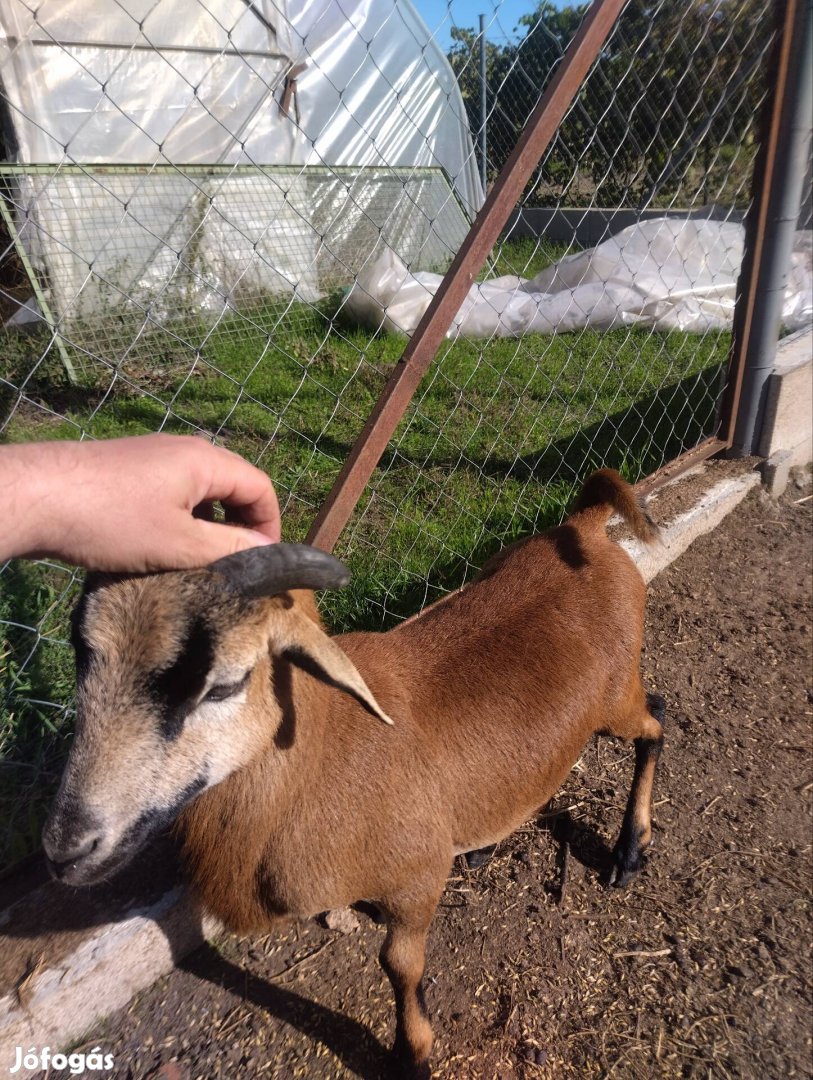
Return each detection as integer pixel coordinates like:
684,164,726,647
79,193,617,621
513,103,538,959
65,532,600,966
0,240,729,868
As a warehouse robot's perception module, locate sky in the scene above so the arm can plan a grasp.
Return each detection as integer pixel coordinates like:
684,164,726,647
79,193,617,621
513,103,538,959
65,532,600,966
409,0,539,51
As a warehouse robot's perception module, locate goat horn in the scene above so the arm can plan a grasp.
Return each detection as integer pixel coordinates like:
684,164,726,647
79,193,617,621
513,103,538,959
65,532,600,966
209,543,350,597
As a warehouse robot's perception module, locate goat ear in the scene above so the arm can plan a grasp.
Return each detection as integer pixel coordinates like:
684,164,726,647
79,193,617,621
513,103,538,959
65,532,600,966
269,610,394,726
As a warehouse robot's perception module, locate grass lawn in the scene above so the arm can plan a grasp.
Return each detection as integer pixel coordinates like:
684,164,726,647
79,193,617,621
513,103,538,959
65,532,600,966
0,238,730,867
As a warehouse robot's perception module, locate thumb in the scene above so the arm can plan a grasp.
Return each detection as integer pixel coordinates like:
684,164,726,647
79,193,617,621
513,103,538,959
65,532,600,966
186,519,276,567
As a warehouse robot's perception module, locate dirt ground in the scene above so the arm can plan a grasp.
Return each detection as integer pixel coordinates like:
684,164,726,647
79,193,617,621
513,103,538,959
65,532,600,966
84,474,812,1080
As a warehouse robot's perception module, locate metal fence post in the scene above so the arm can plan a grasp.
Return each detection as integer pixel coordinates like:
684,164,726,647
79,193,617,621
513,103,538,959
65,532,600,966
479,14,488,192
723,0,813,457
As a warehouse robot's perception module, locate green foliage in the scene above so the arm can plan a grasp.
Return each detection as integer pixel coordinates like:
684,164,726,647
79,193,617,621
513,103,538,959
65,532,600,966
0,561,77,866
448,0,771,207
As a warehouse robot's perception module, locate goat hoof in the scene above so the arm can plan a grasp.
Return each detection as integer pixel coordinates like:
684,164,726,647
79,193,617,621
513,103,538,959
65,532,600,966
608,847,643,888
390,1051,431,1080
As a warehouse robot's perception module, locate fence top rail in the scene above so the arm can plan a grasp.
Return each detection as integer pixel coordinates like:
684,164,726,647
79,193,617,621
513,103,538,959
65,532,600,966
0,163,449,177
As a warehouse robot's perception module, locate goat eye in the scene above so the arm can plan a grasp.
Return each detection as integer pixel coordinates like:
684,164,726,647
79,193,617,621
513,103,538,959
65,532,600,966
203,672,250,703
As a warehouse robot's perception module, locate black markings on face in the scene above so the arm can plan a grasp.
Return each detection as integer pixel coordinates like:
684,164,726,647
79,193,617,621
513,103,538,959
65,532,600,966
149,617,216,741
44,789,102,859
70,593,95,684
93,771,208,879
122,771,207,847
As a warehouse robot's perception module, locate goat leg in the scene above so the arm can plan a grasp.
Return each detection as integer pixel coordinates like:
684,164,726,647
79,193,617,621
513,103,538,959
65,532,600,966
379,899,438,1080
608,694,665,887
465,843,498,870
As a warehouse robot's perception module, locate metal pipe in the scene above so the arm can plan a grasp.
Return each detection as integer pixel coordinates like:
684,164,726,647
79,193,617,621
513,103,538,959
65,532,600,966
17,38,291,62
635,437,728,497
479,14,488,193
727,0,812,456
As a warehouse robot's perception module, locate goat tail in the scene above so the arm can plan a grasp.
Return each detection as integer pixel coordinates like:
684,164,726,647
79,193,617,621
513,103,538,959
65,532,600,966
571,469,659,544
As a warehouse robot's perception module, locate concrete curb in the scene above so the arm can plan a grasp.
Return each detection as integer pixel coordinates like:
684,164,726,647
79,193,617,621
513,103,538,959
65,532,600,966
0,890,215,1078
620,468,762,582
0,459,768,1072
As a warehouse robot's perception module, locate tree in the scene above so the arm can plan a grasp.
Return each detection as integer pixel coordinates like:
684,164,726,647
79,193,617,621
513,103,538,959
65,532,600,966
447,0,772,208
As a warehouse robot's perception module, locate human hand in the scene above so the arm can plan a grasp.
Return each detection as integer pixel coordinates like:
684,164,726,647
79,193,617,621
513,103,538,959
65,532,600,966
0,434,281,572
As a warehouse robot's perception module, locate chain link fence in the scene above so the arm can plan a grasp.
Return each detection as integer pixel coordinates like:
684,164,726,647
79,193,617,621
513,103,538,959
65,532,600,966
451,0,773,209
0,0,809,870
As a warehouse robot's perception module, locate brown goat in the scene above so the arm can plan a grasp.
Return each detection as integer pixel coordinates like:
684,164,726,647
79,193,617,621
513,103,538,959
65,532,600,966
44,469,665,1079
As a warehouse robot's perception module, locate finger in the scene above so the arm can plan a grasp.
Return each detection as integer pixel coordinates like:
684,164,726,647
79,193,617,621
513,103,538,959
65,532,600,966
199,449,281,542
183,520,275,568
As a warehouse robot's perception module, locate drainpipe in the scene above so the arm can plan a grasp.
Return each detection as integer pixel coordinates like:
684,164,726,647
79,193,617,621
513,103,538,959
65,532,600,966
727,0,812,456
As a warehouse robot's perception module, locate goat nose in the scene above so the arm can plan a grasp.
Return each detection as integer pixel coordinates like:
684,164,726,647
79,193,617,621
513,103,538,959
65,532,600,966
43,834,101,880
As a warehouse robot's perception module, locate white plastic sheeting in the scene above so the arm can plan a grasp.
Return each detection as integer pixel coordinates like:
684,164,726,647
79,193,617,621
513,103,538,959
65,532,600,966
346,218,813,338
289,0,483,217
0,0,483,212
0,0,298,165
0,0,481,327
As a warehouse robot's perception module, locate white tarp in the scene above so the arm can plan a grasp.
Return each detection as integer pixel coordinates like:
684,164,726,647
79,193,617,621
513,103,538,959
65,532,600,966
346,218,813,337
0,0,299,165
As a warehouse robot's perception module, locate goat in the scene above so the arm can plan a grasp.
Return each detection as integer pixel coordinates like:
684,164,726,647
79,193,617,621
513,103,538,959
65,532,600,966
44,469,665,1079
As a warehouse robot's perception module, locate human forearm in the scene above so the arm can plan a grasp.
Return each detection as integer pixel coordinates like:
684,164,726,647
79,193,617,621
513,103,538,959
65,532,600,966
0,440,66,561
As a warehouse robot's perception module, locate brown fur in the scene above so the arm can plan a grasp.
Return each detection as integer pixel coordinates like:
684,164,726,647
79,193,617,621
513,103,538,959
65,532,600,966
50,470,664,1080
176,471,663,1076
